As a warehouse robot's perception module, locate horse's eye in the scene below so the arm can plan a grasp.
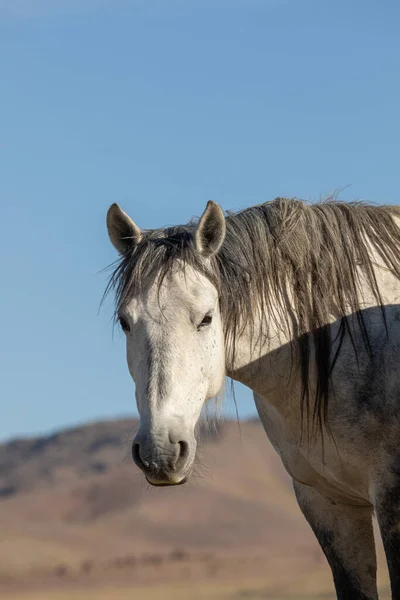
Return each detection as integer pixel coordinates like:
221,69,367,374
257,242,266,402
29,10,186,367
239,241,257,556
198,313,213,329
119,316,130,333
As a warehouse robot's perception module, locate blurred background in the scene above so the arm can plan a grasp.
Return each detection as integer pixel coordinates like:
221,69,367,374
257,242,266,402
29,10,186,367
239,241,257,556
0,0,398,598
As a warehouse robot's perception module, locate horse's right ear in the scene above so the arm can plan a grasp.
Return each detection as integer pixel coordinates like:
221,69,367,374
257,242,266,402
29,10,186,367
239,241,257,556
106,203,142,255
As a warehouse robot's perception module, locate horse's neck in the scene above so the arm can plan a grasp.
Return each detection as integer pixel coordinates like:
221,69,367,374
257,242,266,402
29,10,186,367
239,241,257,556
226,313,296,400
226,255,400,402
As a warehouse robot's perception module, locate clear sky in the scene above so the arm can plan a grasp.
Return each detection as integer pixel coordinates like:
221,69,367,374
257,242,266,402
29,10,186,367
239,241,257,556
1,0,400,441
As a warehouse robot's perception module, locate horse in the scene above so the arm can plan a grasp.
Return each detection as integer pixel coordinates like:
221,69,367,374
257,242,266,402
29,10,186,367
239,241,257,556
104,197,400,599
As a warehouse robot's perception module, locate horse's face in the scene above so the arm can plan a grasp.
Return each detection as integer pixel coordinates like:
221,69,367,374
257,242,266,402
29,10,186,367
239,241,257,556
120,264,225,485
106,201,226,486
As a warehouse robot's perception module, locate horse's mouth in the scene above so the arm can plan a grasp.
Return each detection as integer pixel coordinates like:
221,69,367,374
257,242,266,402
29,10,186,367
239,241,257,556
146,476,188,487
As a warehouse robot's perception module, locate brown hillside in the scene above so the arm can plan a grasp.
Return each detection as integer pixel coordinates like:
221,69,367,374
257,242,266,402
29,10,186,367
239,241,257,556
0,419,389,598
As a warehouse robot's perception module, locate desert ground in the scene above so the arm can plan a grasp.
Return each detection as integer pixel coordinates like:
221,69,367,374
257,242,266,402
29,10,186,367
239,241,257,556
0,419,390,599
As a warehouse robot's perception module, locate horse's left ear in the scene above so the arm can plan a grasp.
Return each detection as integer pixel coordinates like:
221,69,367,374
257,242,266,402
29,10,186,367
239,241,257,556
195,201,226,257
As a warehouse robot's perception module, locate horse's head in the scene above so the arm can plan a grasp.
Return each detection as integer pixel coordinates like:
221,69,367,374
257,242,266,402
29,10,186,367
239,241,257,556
106,202,226,486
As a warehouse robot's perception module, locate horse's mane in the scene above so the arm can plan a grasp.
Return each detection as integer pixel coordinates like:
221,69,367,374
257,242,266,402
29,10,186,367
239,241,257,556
105,197,400,437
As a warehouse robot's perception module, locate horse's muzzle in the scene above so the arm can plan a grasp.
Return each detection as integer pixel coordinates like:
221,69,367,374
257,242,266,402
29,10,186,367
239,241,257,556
131,430,193,486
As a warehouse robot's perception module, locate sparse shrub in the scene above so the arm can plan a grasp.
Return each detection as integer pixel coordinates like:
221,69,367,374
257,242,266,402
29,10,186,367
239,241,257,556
89,461,107,473
54,564,68,577
112,555,136,568
170,549,187,561
123,555,136,567
142,554,162,566
80,560,93,573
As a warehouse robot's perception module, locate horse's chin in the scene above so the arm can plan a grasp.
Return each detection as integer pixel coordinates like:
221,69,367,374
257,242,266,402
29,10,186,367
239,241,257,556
146,476,189,487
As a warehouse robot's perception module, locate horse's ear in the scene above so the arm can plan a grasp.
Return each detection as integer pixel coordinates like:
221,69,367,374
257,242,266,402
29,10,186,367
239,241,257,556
106,203,142,255
195,201,226,257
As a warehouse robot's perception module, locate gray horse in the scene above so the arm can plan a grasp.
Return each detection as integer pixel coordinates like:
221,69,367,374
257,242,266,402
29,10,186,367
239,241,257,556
105,197,400,599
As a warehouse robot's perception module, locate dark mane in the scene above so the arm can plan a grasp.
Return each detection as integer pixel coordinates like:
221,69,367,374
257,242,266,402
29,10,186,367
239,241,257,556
105,197,400,437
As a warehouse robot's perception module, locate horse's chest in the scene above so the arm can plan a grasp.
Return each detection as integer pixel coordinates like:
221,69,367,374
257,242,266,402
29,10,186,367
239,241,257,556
254,393,370,504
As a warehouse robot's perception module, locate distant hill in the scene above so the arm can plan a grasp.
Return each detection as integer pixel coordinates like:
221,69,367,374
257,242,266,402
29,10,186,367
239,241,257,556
0,417,388,596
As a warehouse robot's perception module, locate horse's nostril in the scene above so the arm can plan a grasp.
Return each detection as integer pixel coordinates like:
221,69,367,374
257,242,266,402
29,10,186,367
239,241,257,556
175,440,189,470
132,442,147,470
179,440,189,459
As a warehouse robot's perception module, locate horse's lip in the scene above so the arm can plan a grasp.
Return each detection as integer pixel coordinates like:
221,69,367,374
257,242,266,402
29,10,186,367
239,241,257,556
146,476,188,487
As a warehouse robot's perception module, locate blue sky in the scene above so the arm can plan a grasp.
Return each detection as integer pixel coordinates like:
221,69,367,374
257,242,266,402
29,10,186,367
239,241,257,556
1,0,400,440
